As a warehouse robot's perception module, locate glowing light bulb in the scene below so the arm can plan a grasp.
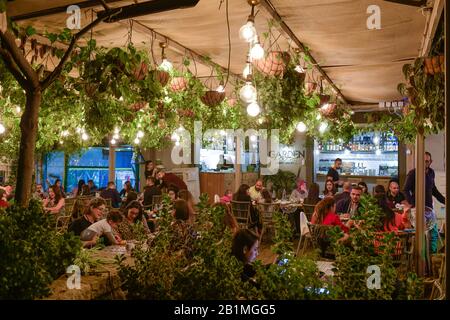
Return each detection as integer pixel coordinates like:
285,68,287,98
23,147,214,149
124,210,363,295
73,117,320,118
216,85,225,93
250,42,264,60
316,114,322,120
243,63,252,78
319,122,328,133
113,133,119,140
119,96,124,102
239,82,257,103
239,21,257,42
258,118,264,124
314,149,320,155
250,135,257,142
110,138,116,145
81,132,89,141
320,103,330,111
175,141,180,147
114,127,120,134
163,96,172,104
0,123,5,134
373,136,380,145
159,58,173,72
296,122,307,133
247,101,260,117
61,130,69,137
137,130,144,138
15,106,21,113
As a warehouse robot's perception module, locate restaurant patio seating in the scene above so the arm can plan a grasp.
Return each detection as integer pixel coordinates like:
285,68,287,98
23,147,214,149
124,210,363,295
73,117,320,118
230,200,251,229
257,202,280,243
63,197,77,218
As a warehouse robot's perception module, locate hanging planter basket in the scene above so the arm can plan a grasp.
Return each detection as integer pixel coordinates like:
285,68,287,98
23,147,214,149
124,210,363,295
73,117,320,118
319,94,331,105
152,70,170,87
253,51,291,76
133,62,149,81
128,101,148,112
424,56,444,75
170,77,188,92
305,82,317,95
177,109,195,118
319,103,337,118
201,91,226,107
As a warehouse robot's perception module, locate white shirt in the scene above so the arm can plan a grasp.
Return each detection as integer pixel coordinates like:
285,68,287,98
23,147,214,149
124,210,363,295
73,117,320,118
87,219,112,236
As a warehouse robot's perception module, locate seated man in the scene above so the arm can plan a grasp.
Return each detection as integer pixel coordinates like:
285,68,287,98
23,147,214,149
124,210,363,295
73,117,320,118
334,181,351,204
143,176,162,207
80,211,123,247
100,181,122,208
336,186,362,217
386,179,409,209
248,179,264,202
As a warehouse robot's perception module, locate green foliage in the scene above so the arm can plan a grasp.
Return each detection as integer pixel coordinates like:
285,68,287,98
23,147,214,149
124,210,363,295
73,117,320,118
263,170,297,197
329,194,423,299
0,200,81,299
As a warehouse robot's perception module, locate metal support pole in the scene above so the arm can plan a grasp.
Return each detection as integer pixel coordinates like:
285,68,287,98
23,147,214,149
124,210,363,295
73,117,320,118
108,145,116,184
445,0,449,300
235,136,242,192
415,133,426,276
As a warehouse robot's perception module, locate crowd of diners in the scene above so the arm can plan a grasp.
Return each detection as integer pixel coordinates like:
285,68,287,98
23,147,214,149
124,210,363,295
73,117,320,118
0,153,445,283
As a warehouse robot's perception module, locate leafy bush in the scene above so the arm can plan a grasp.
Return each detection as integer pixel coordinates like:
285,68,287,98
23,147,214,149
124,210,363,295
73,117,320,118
0,200,81,299
329,195,423,299
117,196,327,300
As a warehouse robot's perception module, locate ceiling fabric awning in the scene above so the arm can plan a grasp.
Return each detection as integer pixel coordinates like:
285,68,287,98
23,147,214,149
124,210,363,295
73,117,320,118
6,0,427,106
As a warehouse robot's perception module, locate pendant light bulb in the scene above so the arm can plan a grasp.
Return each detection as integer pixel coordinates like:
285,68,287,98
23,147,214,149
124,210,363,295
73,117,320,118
296,122,307,133
247,101,261,117
239,21,257,43
239,82,257,103
159,58,173,72
250,41,264,60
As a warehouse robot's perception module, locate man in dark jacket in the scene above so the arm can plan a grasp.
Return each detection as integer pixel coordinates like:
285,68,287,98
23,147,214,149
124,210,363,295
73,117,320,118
157,170,187,191
336,186,362,217
334,181,351,204
143,176,162,207
403,152,445,209
100,181,122,208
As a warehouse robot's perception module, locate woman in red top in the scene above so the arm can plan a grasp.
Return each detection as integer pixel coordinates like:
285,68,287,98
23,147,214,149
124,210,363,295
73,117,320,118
0,189,9,208
311,197,349,233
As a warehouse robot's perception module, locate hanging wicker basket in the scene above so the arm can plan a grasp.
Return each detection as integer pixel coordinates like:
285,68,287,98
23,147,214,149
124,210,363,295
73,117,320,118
319,103,337,118
152,70,170,87
305,82,317,95
170,77,188,92
253,51,291,76
128,101,147,112
424,56,444,75
201,91,226,107
319,94,331,105
132,62,149,81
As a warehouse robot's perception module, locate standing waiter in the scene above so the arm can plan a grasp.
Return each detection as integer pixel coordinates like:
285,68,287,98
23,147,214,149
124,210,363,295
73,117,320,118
327,158,343,189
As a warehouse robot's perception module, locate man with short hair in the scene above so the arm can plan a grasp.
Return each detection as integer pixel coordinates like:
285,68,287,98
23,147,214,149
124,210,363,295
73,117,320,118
386,179,409,209
32,183,47,200
327,158,343,188
100,181,122,208
403,152,445,209
334,181,351,204
157,170,187,191
336,186,362,217
248,179,264,202
143,176,162,207
87,179,98,193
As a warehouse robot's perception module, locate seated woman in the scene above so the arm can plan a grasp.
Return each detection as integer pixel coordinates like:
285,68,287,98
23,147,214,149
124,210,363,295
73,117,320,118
117,200,150,240
120,191,138,211
80,211,123,248
68,197,106,236
323,180,336,198
231,229,259,284
43,186,65,215
311,197,350,234
220,189,233,204
305,182,321,205
358,181,369,195
378,196,407,232
233,184,262,235
289,179,308,203
167,186,179,202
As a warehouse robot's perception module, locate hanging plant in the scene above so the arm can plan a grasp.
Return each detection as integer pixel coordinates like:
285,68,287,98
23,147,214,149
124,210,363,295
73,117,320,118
200,90,225,107
170,76,188,92
132,61,149,80
253,51,290,76
152,70,170,87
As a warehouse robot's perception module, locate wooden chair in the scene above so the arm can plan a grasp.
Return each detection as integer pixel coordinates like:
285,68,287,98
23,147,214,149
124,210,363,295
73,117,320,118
308,223,335,259
55,215,72,234
296,212,312,256
302,204,315,221
257,202,280,243
63,198,77,218
230,200,251,230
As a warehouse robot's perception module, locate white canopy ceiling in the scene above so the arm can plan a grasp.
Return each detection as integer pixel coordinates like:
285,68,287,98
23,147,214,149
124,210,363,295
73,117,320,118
6,0,429,106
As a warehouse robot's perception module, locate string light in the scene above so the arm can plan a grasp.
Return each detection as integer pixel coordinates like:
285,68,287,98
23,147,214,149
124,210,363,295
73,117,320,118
110,138,117,145
296,122,307,133
0,123,5,134
242,63,252,78
250,39,264,60
137,130,144,138
239,21,257,42
81,132,89,141
247,101,260,117
319,122,328,133
239,82,257,103
134,137,140,144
